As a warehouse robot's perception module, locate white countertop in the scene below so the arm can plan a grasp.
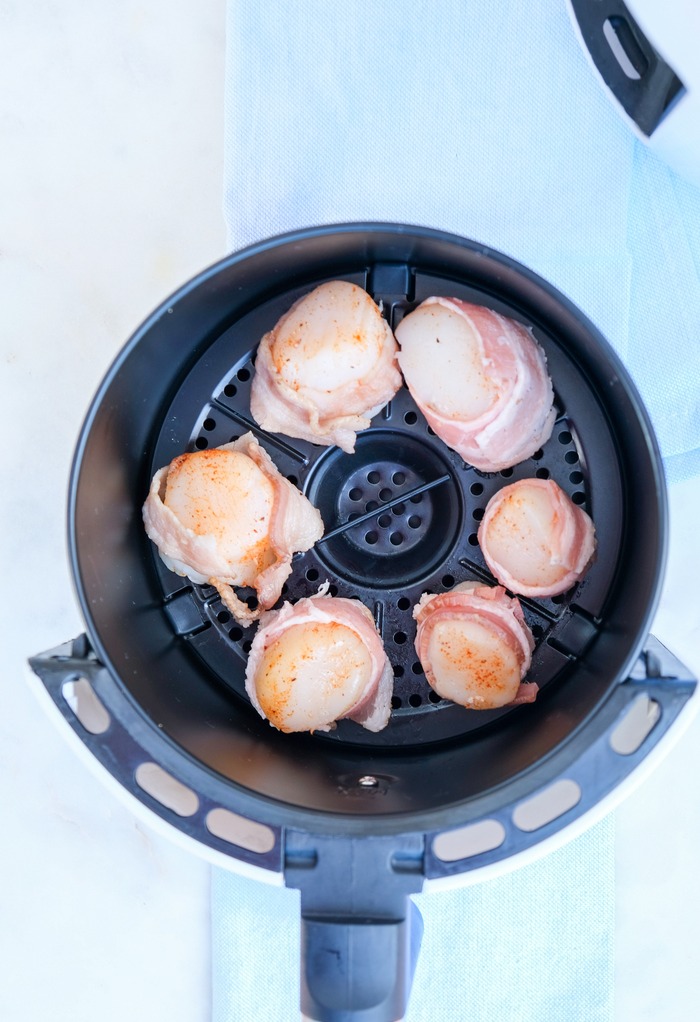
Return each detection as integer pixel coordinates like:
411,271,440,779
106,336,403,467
2,3,699,1020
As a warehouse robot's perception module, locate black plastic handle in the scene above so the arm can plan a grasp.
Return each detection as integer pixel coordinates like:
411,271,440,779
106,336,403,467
286,833,425,1022
569,0,685,135
299,910,423,1022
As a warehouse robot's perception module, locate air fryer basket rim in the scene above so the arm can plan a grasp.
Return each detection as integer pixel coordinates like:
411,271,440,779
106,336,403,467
64,221,672,836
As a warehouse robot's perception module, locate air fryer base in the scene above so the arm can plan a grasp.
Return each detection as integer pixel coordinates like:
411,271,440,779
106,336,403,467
29,223,699,1021
29,632,697,1021
29,633,696,883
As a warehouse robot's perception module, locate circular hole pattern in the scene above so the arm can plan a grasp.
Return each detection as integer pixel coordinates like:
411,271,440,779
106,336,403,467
472,507,484,521
410,494,423,504
391,696,402,709
306,567,319,582
558,430,572,444
532,448,544,460
224,383,237,397
348,511,360,521
408,694,422,708
203,418,216,432
242,639,252,654
394,631,407,645
397,596,411,611
229,626,243,641
328,584,339,597
570,470,583,485
404,411,418,425
442,574,455,588
470,482,484,496
217,610,231,624
536,467,550,479
287,474,298,486
427,426,436,436
428,690,442,704
468,533,479,546
565,451,579,464
393,664,404,678
237,367,251,382
246,596,259,610
195,436,208,449
411,661,424,675
309,428,460,589
500,467,513,478
572,491,586,505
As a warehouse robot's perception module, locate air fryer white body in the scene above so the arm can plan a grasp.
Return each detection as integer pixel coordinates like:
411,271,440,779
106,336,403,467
567,0,700,186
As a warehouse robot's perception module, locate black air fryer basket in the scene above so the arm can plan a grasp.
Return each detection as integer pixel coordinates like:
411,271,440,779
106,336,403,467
30,224,697,1021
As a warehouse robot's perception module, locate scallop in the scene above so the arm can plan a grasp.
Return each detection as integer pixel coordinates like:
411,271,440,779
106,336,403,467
413,582,537,710
478,477,596,597
250,280,402,453
142,433,324,625
395,297,555,471
245,592,394,733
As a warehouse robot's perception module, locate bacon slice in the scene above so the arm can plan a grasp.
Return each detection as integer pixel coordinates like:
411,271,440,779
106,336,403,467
478,478,596,597
395,297,555,471
142,433,323,625
413,582,536,709
250,280,402,453
245,592,393,733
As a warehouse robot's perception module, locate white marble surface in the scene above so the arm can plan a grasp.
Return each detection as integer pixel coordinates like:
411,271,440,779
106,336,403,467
2,3,699,1021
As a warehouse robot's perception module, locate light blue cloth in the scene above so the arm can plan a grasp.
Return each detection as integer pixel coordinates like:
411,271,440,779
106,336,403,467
215,1,700,1018
223,0,700,482
212,818,614,1022
626,146,700,482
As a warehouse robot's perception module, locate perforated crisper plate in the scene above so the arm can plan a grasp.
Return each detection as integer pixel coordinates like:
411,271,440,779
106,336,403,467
148,265,621,747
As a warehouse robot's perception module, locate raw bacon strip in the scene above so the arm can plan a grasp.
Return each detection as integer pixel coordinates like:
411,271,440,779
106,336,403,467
413,582,536,710
142,433,323,626
245,592,393,733
250,280,402,453
395,297,555,471
478,478,596,598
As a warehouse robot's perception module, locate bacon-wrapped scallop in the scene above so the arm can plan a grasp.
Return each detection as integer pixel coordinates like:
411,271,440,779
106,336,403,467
478,478,596,598
245,591,393,733
250,280,402,454
142,433,323,626
413,582,537,710
395,297,555,471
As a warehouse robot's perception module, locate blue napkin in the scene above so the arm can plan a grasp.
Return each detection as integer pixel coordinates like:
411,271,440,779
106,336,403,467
626,146,700,482
222,0,700,483
215,1,700,1018
212,817,614,1022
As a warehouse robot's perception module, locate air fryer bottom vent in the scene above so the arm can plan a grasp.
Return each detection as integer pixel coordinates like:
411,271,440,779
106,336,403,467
149,269,622,747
